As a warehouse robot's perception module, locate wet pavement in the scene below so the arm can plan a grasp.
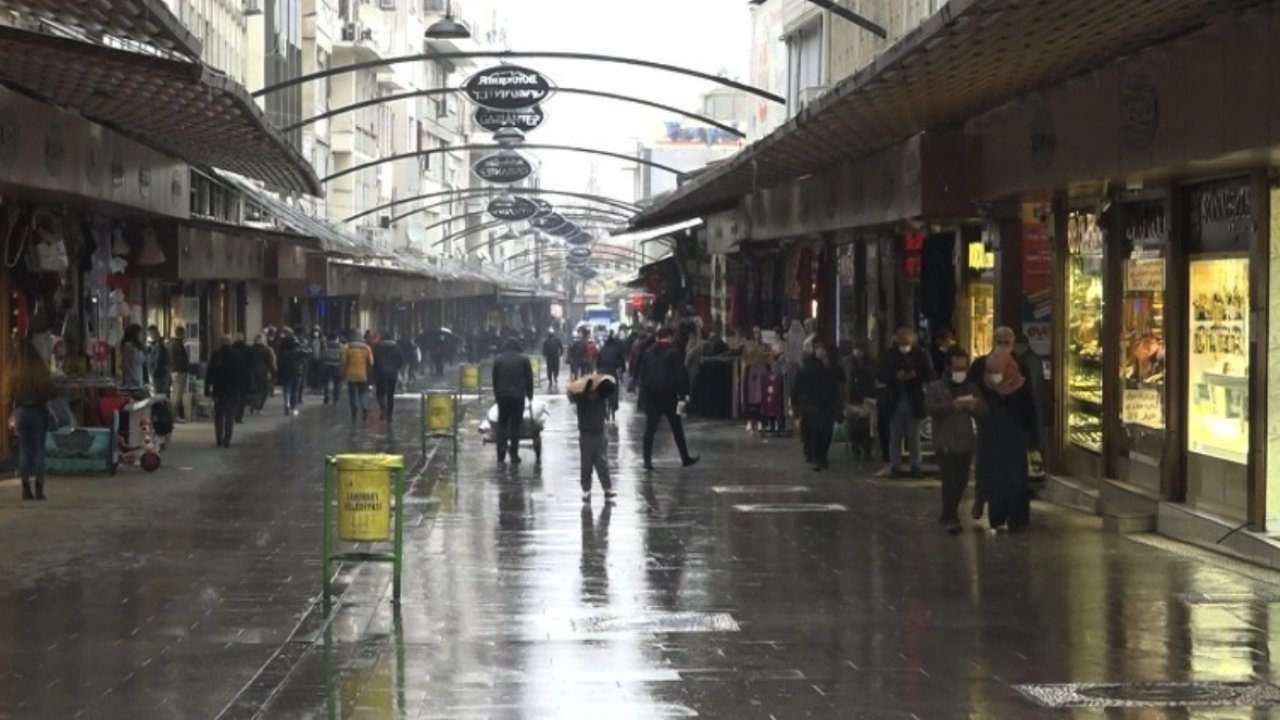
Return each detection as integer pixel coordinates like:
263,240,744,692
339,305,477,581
6,378,1280,718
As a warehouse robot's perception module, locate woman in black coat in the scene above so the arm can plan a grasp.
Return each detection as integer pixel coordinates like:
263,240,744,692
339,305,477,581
974,348,1038,531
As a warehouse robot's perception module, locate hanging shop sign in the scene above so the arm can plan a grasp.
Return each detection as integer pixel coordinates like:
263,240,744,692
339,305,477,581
547,221,578,237
462,65,555,112
531,212,567,232
568,247,592,260
575,267,598,279
472,151,534,184
566,231,593,245
474,105,546,134
487,195,539,221
529,198,554,217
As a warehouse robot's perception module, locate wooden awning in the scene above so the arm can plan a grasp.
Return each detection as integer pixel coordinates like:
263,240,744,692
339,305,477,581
631,0,1266,229
0,26,321,195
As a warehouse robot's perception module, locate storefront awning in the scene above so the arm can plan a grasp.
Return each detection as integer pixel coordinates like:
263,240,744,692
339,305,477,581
217,173,365,255
0,26,321,196
631,0,1266,230
0,0,201,57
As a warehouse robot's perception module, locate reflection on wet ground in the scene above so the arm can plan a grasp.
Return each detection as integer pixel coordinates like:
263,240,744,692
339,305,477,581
6,381,1280,718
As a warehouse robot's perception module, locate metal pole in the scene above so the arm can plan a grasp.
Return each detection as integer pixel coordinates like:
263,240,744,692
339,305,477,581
393,465,405,602
322,457,334,606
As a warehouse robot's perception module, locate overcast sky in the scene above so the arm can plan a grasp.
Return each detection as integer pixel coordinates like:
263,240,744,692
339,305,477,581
465,0,753,206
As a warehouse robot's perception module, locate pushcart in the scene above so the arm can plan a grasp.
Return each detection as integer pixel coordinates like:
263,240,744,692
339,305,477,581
478,399,549,464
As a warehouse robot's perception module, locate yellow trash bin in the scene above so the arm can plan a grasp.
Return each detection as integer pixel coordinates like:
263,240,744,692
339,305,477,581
460,364,480,391
529,355,542,377
425,391,455,433
334,454,402,542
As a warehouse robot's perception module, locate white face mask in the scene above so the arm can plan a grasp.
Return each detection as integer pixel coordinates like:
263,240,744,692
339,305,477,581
951,371,967,384
898,344,911,354
989,373,1004,386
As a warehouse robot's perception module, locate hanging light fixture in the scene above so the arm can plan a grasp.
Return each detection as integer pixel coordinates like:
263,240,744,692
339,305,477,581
425,0,471,40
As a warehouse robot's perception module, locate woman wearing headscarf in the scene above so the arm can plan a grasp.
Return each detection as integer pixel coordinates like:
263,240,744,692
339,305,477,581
6,338,54,500
974,348,1039,531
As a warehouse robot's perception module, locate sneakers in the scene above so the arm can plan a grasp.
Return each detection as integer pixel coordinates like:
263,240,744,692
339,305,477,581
582,491,592,502
681,456,700,468
946,522,963,535
873,465,893,478
604,490,617,500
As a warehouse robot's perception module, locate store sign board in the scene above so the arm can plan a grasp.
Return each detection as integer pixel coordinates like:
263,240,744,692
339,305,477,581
1123,389,1163,429
462,65,555,111
547,221,578,237
531,212,567,232
472,152,534,184
487,195,539,221
1126,258,1165,292
1188,178,1253,253
474,106,546,133
529,198,554,217
566,231,592,245
568,247,592,260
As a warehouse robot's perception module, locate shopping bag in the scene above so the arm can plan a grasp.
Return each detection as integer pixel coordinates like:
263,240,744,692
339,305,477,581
832,421,846,444
1027,448,1046,480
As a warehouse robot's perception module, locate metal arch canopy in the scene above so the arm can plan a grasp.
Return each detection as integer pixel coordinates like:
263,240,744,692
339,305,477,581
472,151,534,184
487,195,540,221
475,105,545,133
324,143,684,184
462,65,555,111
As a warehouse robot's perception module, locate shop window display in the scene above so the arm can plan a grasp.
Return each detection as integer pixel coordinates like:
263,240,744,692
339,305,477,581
1187,257,1249,465
1119,204,1168,457
1066,211,1104,453
966,240,995,359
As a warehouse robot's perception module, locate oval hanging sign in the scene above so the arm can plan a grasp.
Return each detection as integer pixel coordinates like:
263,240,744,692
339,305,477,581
568,247,593,260
462,65,555,111
566,231,593,245
547,221,578,238
472,152,534,184
575,267,598,279
528,198,554,217
487,195,539,221
531,212,567,232
474,106,546,134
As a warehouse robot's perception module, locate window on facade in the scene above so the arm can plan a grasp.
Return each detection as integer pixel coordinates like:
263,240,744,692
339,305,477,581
786,20,824,111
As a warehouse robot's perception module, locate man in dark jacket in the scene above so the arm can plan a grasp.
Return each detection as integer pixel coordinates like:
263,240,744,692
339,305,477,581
792,338,842,471
568,329,589,380
169,325,192,422
491,338,534,464
880,327,934,478
230,333,253,423
542,332,564,388
205,336,246,448
639,327,699,471
276,327,304,416
372,334,407,422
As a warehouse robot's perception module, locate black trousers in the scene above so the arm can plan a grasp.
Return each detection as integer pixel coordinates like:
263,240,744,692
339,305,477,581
546,359,560,384
642,407,691,466
213,396,235,446
496,397,525,461
803,413,834,467
375,374,398,420
938,452,972,523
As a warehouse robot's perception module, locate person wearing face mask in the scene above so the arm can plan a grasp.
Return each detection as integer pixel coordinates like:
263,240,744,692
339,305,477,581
929,328,958,378
792,338,842,471
926,350,988,533
877,328,934,478
974,347,1038,532
841,342,877,460
967,326,1018,518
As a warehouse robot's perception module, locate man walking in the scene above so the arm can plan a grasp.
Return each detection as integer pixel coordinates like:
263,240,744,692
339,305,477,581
205,336,245,448
276,327,304,416
792,338,842,471
343,331,375,422
320,331,344,405
169,326,191,422
639,327,699,471
373,334,407,422
542,331,564,388
878,327,933,478
569,373,617,501
491,338,534,465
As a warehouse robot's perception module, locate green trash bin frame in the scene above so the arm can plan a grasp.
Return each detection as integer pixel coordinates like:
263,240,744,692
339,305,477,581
421,389,462,463
322,455,406,605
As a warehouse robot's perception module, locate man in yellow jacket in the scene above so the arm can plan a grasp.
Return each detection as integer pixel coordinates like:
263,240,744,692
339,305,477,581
343,331,375,422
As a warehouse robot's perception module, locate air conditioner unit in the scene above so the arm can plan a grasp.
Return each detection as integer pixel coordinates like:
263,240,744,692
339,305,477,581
341,22,360,41
379,0,396,9
360,28,374,42
243,0,263,15
799,85,828,109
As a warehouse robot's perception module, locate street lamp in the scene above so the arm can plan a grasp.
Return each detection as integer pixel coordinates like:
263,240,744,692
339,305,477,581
425,1,471,40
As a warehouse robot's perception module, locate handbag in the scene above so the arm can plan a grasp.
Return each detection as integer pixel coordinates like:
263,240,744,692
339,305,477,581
1027,448,1046,480
28,210,69,273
